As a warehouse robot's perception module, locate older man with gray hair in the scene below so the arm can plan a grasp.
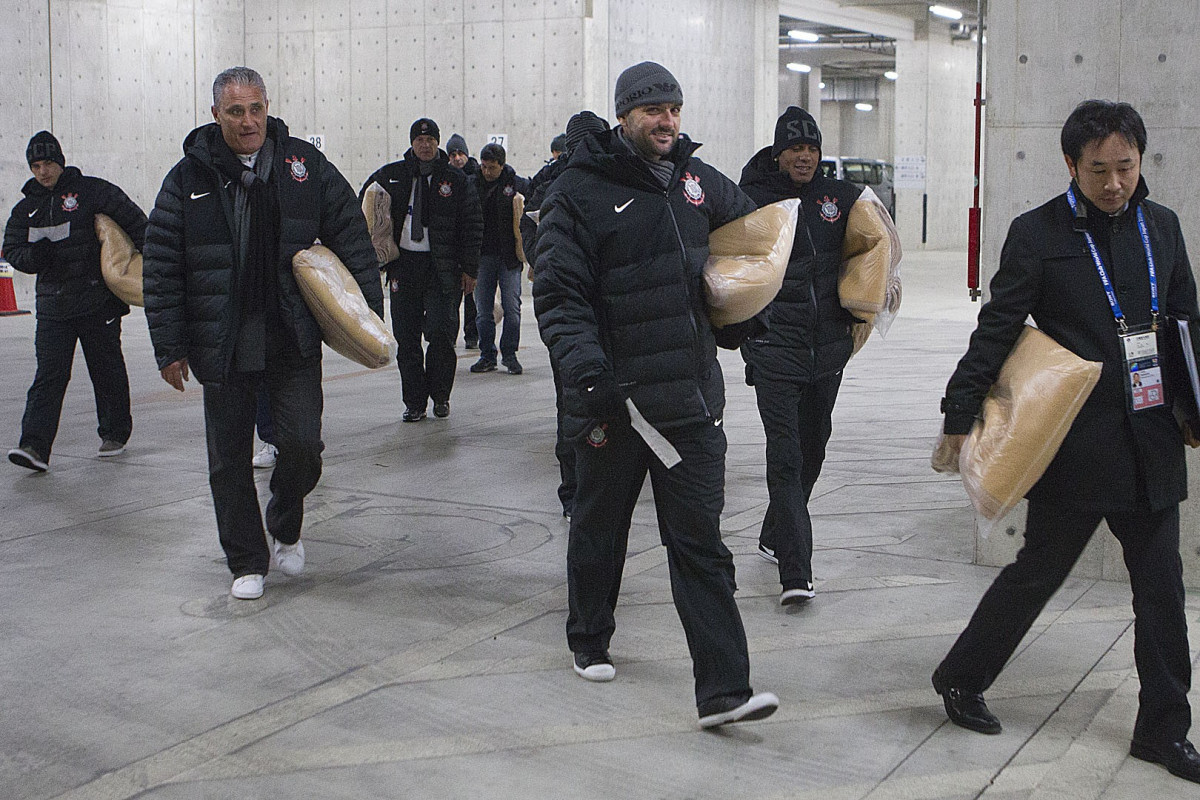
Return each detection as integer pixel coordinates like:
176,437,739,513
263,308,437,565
143,67,382,600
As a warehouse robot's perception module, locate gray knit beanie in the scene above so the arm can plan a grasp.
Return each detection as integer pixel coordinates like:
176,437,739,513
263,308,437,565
614,61,683,118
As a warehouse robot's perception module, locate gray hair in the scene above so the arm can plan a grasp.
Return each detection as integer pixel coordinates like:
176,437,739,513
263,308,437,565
212,67,268,107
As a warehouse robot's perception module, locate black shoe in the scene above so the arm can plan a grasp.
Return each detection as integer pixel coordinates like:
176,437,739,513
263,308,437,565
433,401,450,418
464,338,479,350
502,356,523,375
932,669,1002,734
757,542,778,564
780,582,815,606
8,446,48,472
697,691,780,729
572,651,615,682
469,358,497,373
401,407,427,423
1130,738,1200,783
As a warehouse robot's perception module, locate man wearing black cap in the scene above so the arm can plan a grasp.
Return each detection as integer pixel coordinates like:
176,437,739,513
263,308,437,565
534,63,779,728
362,119,482,421
737,106,868,603
4,131,147,472
445,133,480,350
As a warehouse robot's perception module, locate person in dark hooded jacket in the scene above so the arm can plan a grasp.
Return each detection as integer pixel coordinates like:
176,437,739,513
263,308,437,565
534,61,778,729
4,131,147,472
446,133,480,349
737,106,866,604
143,67,382,601
362,119,483,421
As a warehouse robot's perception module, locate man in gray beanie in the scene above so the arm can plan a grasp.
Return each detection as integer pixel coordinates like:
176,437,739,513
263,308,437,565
533,63,779,728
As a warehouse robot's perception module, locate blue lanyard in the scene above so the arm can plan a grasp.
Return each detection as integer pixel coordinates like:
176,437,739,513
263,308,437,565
1066,186,1157,332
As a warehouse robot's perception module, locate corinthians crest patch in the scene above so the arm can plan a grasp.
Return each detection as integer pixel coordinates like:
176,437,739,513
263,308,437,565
681,172,705,207
818,196,841,222
438,181,453,198
61,193,80,212
286,155,308,182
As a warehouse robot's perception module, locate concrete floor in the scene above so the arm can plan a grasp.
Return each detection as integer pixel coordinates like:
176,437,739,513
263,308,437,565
1,251,1196,799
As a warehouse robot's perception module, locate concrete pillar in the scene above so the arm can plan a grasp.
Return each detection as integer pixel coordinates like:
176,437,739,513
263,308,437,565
807,67,822,129
976,0,1200,588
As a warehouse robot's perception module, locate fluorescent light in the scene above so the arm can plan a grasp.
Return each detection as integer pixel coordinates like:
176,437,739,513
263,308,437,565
884,70,898,80
787,29,820,42
819,81,826,89
929,5,963,20
786,62,812,73
855,102,873,111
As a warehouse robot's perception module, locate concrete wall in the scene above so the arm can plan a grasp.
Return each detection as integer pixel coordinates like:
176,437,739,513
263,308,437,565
893,21,977,252
976,0,1200,588
821,82,895,162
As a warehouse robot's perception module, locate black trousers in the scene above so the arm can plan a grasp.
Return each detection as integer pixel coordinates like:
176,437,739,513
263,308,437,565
389,250,461,411
937,499,1192,745
549,352,576,515
202,358,323,578
567,419,752,707
754,371,843,589
20,312,132,459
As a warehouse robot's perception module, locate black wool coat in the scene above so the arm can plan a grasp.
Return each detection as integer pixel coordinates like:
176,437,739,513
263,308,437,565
943,178,1200,512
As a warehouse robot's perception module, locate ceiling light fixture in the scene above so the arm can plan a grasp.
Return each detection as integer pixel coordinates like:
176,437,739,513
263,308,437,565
787,29,820,42
855,102,873,111
929,5,964,20
884,70,898,80
786,62,812,73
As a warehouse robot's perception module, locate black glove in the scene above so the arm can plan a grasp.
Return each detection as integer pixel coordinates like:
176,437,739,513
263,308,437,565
29,239,57,271
713,313,768,350
580,372,628,422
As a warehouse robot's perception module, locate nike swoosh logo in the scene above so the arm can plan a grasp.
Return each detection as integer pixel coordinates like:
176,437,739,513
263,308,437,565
388,179,401,183
190,192,210,200
614,199,634,213
28,209,38,218
106,318,117,325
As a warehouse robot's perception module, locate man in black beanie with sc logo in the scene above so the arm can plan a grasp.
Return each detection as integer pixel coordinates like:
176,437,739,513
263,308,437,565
4,131,147,472
362,119,483,421
534,61,779,728
737,106,867,603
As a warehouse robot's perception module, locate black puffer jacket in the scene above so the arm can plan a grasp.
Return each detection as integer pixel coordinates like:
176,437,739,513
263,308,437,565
534,132,756,437
360,149,482,287
478,163,530,265
4,167,147,320
143,117,383,384
739,147,862,382
521,157,569,274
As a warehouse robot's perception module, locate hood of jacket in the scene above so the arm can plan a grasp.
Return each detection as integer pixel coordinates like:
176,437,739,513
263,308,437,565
739,146,804,199
566,129,703,192
181,116,292,168
21,165,83,198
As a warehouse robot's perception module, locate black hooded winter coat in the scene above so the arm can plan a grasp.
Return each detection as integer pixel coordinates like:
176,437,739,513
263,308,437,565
533,132,756,438
143,117,383,384
4,166,147,320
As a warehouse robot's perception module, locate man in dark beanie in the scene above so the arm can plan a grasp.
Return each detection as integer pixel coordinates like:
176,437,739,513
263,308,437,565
737,105,878,605
143,66,383,600
362,118,482,421
533,65,779,728
444,133,480,349
4,131,147,472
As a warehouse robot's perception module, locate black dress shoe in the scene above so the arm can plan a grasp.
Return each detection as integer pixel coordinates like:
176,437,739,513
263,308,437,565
1130,738,1200,783
433,401,450,418
401,407,427,423
932,669,1002,735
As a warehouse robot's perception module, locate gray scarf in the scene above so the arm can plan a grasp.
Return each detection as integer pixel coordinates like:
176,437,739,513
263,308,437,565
616,127,675,189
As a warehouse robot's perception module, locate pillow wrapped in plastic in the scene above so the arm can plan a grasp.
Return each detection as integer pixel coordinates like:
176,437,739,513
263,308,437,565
361,182,400,266
292,245,398,369
513,191,527,264
703,198,798,328
839,187,902,336
95,213,143,306
939,326,1101,520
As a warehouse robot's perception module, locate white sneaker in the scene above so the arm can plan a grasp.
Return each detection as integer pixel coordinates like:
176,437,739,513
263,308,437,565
272,537,305,576
253,443,278,469
231,574,264,599
780,583,816,606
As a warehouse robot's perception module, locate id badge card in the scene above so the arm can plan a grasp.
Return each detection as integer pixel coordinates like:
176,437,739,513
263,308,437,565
1121,325,1165,412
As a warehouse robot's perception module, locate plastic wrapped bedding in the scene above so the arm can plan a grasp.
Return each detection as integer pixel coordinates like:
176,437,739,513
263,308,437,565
513,191,527,264
839,186,902,336
361,181,400,266
292,245,397,369
95,213,143,306
703,198,799,328
931,326,1101,521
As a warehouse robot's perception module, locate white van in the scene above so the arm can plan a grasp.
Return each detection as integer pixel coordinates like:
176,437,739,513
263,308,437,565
819,157,895,219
